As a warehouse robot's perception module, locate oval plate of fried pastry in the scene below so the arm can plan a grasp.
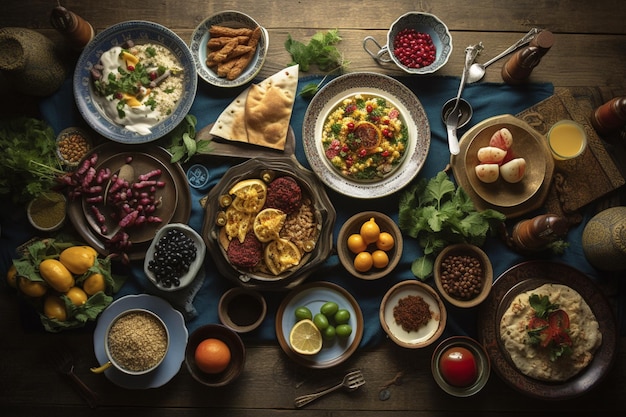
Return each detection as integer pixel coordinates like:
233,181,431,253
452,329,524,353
190,10,269,88
477,260,618,400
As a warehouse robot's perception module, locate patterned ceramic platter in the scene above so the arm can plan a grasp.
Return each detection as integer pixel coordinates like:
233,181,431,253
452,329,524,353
74,20,197,143
478,261,618,400
302,72,430,199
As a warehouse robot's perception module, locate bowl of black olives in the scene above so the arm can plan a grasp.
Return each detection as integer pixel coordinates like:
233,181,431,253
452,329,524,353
144,223,206,291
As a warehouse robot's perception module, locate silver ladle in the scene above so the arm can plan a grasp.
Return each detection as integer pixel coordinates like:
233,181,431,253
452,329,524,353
467,28,540,84
445,43,482,155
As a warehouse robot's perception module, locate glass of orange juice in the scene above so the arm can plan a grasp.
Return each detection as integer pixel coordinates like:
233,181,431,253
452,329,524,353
547,120,587,160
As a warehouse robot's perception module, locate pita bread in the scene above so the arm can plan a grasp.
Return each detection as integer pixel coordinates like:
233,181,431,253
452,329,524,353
210,64,299,150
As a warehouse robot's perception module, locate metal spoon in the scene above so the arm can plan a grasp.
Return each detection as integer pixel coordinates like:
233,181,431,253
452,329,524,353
467,28,540,84
445,44,482,155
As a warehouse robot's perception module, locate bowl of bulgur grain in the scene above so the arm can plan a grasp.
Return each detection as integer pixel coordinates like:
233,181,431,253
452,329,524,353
433,244,492,308
379,280,447,349
56,127,92,167
95,309,170,375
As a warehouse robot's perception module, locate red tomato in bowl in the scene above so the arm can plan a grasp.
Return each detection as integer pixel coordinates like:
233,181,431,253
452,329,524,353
439,347,478,387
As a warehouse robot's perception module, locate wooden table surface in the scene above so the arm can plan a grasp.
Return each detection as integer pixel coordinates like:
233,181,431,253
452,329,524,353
2,1,626,416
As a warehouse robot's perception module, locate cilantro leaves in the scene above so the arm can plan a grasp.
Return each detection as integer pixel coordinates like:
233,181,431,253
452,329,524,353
398,171,506,280
285,29,349,98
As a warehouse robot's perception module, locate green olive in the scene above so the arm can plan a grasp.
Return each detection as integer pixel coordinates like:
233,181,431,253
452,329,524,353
313,313,329,330
323,325,336,340
336,324,353,338
294,306,312,321
334,309,351,324
320,301,339,317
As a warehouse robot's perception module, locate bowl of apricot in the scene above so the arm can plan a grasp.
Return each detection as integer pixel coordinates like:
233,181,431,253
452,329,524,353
337,211,403,280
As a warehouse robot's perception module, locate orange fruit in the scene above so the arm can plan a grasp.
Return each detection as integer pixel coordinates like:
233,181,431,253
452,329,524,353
65,286,88,306
194,338,232,374
372,250,389,269
347,233,367,254
18,276,48,298
82,273,106,296
360,218,380,244
6,264,17,288
43,295,67,321
376,232,395,251
353,251,373,273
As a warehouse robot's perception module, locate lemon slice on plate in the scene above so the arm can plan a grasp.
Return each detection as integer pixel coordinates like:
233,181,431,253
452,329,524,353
289,319,322,355
229,179,267,213
253,208,287,242
264,238,302,275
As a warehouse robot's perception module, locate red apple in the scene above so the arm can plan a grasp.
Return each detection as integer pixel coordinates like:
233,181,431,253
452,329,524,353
489,127,513,150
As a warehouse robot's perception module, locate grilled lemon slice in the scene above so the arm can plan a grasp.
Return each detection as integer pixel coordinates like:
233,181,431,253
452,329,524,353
229,179,267,214
253,208,287,243
264,238,301,275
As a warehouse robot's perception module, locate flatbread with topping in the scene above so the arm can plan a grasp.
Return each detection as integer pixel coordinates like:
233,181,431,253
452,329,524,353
209,64,299,150
499,283,602,382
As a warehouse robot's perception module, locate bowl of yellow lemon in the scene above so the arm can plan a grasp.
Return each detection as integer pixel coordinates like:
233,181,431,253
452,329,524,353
337,211,403,280
202,157,336,290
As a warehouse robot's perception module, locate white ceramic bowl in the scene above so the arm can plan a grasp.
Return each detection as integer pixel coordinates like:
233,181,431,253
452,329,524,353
144,223,206,291
379,280,447,349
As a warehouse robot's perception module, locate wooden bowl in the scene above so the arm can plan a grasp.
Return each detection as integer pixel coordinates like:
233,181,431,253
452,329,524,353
337,211,403,280
433,243,493,308
218,287,267,333
185,324,245,387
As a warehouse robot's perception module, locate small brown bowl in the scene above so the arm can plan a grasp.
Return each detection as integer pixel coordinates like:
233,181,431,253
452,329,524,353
431,336,490,397
218,287,267,333
56,127,92,167
433,244,493,308
337,211,403,280
27,191,67,232
379,280,447,349
185,324,245,387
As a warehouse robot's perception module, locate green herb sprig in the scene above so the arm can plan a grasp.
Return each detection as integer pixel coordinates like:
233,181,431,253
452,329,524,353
398,171,506,280
159,114,211,163
285,29,349,98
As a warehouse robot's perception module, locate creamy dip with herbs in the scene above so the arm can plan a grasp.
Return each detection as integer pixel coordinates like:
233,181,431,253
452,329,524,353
92,43,183,135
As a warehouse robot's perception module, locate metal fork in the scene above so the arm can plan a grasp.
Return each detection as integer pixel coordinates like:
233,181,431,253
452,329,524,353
48,346,99,408
294,369,366,408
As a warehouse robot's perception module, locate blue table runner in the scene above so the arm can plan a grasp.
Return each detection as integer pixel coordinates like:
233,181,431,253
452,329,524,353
5,74,622,347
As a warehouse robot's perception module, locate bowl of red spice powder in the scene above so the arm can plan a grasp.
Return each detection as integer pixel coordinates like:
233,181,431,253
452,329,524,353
379,280,447,349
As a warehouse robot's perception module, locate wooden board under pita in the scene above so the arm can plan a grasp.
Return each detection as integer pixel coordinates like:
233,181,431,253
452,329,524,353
194,123,296,159
516,89,625,223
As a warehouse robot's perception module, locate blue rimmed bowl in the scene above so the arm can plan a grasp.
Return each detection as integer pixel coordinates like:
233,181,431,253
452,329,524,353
73,20,197,144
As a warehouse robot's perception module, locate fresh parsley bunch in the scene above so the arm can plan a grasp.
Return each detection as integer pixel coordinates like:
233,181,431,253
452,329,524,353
285,29,349,98
398,171,506,280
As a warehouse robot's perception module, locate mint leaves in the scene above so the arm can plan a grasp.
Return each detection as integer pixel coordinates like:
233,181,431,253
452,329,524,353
398,171,506,280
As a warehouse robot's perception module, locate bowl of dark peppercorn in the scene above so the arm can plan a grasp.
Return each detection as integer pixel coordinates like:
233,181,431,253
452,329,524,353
433,244,492,308
379,280,447,349
144,223,206,292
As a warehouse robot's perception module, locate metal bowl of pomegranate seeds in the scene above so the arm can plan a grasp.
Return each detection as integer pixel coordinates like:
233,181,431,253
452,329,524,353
364,12,452,75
